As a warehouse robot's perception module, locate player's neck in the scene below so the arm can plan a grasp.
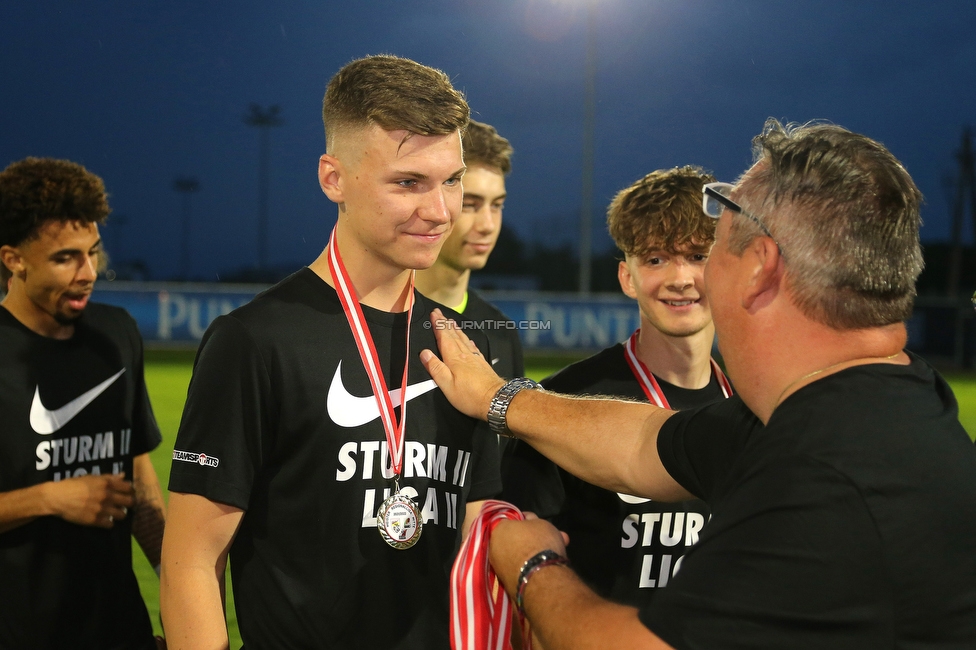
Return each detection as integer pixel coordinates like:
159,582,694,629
634,320,715,390
309,244,413,313
0,286,76,340
415,261,470,311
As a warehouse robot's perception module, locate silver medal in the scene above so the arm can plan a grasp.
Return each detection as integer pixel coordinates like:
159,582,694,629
377,491,423,550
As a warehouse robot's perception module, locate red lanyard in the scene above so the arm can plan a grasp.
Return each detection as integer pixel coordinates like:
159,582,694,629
623,330,732,409
327,225,414,478
450,500,525,650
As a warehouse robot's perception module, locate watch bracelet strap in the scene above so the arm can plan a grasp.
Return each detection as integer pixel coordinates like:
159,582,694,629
515,549,570,616
487,377,540,439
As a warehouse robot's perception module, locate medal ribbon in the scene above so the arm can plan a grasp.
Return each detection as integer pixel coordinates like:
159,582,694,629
450,500,525,650
623,330,733,409
327,225,414,478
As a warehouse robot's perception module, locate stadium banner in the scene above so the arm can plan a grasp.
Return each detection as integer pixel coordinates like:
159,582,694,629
92,282,642,352
92,281,951,356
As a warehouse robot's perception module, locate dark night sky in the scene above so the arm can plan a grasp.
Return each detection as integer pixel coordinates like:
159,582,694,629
2,0,975,281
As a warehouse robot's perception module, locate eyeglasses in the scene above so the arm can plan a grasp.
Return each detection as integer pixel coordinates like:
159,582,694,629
702,182,784,255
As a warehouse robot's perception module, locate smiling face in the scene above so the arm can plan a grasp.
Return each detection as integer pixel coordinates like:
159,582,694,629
0,219,102,338
320,124,466,275
618,242,713,338
436,164,506,272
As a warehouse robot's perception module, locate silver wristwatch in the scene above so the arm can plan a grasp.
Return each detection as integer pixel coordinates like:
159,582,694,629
487,377,541,438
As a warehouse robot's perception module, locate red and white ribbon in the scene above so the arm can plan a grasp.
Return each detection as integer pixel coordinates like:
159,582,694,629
450,500,525,650
623,330,733,409
327,225,414,476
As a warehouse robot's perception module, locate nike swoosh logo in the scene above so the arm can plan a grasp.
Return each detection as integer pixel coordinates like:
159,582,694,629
491,358,500,366
327,361,437,428
618,493,652,505
30,369,126,435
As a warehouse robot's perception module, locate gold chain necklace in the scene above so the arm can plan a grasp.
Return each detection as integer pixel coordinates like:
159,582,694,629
775,352,900,408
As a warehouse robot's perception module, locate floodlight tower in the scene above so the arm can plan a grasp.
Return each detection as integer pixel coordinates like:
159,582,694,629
245,104,284,271
578,0,598,295
173,176,200,280
947,127,976,297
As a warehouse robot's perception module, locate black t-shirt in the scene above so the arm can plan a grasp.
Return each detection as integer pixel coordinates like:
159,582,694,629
169,268,502,650
459,289,524,381
0,303,161,650
646,353,976,648
500,343,727,607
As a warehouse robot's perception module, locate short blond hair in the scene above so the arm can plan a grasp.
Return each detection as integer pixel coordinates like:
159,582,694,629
322,55,469,151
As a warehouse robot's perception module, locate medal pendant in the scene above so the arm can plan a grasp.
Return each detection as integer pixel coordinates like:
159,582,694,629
377,491,423,550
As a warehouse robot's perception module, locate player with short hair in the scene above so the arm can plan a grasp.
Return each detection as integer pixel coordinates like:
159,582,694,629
0,157,166,650
501,166,729,607
160,55,501,649
415,119,524,382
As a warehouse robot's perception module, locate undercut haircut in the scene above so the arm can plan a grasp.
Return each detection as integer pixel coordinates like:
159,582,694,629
607,166,717,260
322,55,469,151
462,120,513,175
734,118,924,330
0,157,110,283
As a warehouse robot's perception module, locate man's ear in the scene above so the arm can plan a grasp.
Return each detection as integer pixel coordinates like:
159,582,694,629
0,244,24,277
741,237,783,311
617,259,638,300
318,154,343,203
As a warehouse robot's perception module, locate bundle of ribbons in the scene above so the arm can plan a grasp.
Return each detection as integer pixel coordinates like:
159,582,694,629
450,499,526,650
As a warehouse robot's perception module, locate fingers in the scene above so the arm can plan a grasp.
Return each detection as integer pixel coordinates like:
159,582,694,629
80,474,134,525
419,348,446,380
95,503,131,529
106,473,135,493
109,487,135,509
430,308,476,357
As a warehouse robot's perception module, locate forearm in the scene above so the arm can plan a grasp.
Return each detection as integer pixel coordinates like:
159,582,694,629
160,492,242,649
521,564,670,650
419,316,689,501
505,390,689,501
132,453,166,567
160,560,230,650
0,483,53,534
461,499,485,541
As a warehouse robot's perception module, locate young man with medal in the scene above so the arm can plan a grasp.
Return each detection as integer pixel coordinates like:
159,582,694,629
160,55,501,649
500,166,731,608
415,119,524,386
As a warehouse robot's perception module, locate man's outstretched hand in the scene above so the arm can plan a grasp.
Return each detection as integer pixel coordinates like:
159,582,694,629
420,308,507,420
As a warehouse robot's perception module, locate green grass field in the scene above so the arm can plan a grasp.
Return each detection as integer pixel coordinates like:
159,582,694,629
135,351,976,646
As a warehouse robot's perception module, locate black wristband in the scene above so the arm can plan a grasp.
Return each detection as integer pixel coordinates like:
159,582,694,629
515,549,570,616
